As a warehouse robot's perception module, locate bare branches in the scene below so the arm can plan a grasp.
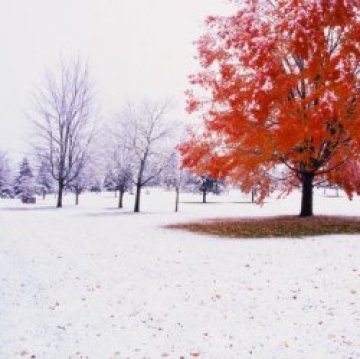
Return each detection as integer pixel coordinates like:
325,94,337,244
33,58,96,207
112,99,177,212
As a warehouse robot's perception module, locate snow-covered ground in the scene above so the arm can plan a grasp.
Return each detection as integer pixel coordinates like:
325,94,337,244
0,189,359,359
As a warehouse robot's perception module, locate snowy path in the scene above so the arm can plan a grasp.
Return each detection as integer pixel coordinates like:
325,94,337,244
0,190,359,358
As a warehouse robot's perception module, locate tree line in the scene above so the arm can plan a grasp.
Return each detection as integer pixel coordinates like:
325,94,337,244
0,151,224,210
0,59,224,212
0,59,182,211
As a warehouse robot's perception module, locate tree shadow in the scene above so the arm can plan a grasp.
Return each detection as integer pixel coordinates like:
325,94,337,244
0,205,56,212
180,201,261,205
86,208,176,217
86,209,137,217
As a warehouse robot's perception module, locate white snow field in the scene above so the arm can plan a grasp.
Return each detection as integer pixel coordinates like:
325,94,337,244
0,189,359,359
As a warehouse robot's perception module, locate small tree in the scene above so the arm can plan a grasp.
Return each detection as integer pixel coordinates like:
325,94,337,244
115,167,133,209
14,158,35,203
0,151,12,198
181,170,202,193
68,169,88,205
102,124,135,207
36,160,53,199
199,176,224,203
112,148,133,209
103,168,116,193
160,151,183,212
88,177,102,193
199,176,213,204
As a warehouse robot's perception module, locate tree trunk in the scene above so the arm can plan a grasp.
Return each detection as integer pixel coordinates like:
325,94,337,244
57,180,64,208
300,172,314,217
134,159,145,213
175,186,180,212
42,190,46,200
118,190,124,209
202,190,207,203
134,183,141,212
75,191,79,205
251,189,256,203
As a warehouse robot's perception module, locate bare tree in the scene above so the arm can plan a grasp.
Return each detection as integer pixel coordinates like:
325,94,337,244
33,59,95,207
112,145,133,209
116,100,176,212
161,151,183,212
67,166,89,205
70,140,105,205
103,142,133,208
0,151,12,198
100,119,134,208
35,159,54,199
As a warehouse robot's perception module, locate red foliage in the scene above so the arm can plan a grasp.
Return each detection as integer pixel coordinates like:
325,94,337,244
180,0,360,202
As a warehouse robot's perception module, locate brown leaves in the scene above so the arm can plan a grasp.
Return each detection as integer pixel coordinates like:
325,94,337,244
167,215,360,238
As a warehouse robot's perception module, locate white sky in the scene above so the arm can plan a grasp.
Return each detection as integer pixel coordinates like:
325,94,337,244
0,0,231,161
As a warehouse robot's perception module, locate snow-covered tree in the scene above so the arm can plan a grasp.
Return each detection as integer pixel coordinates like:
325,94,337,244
14,158,35,203
103,169,116,192
116,100,176,212
33,58,96,208
161,152,179,189
67,168,88,205
66,149,103,204
101,121,134,207
110,144,133,208
0,151,12,198
36,160,53,199
160,151,183,211
88,177,102,193
181,171,203,193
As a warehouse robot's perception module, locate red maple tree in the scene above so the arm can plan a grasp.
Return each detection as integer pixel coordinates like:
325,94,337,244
180,0,360,216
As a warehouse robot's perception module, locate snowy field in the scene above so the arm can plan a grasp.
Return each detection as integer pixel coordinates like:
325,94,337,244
0,188,359,359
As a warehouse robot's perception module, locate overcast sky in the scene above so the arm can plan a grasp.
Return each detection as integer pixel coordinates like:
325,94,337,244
0,0,231,161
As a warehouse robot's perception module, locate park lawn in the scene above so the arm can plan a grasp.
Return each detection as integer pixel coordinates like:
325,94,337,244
1,189,360,358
